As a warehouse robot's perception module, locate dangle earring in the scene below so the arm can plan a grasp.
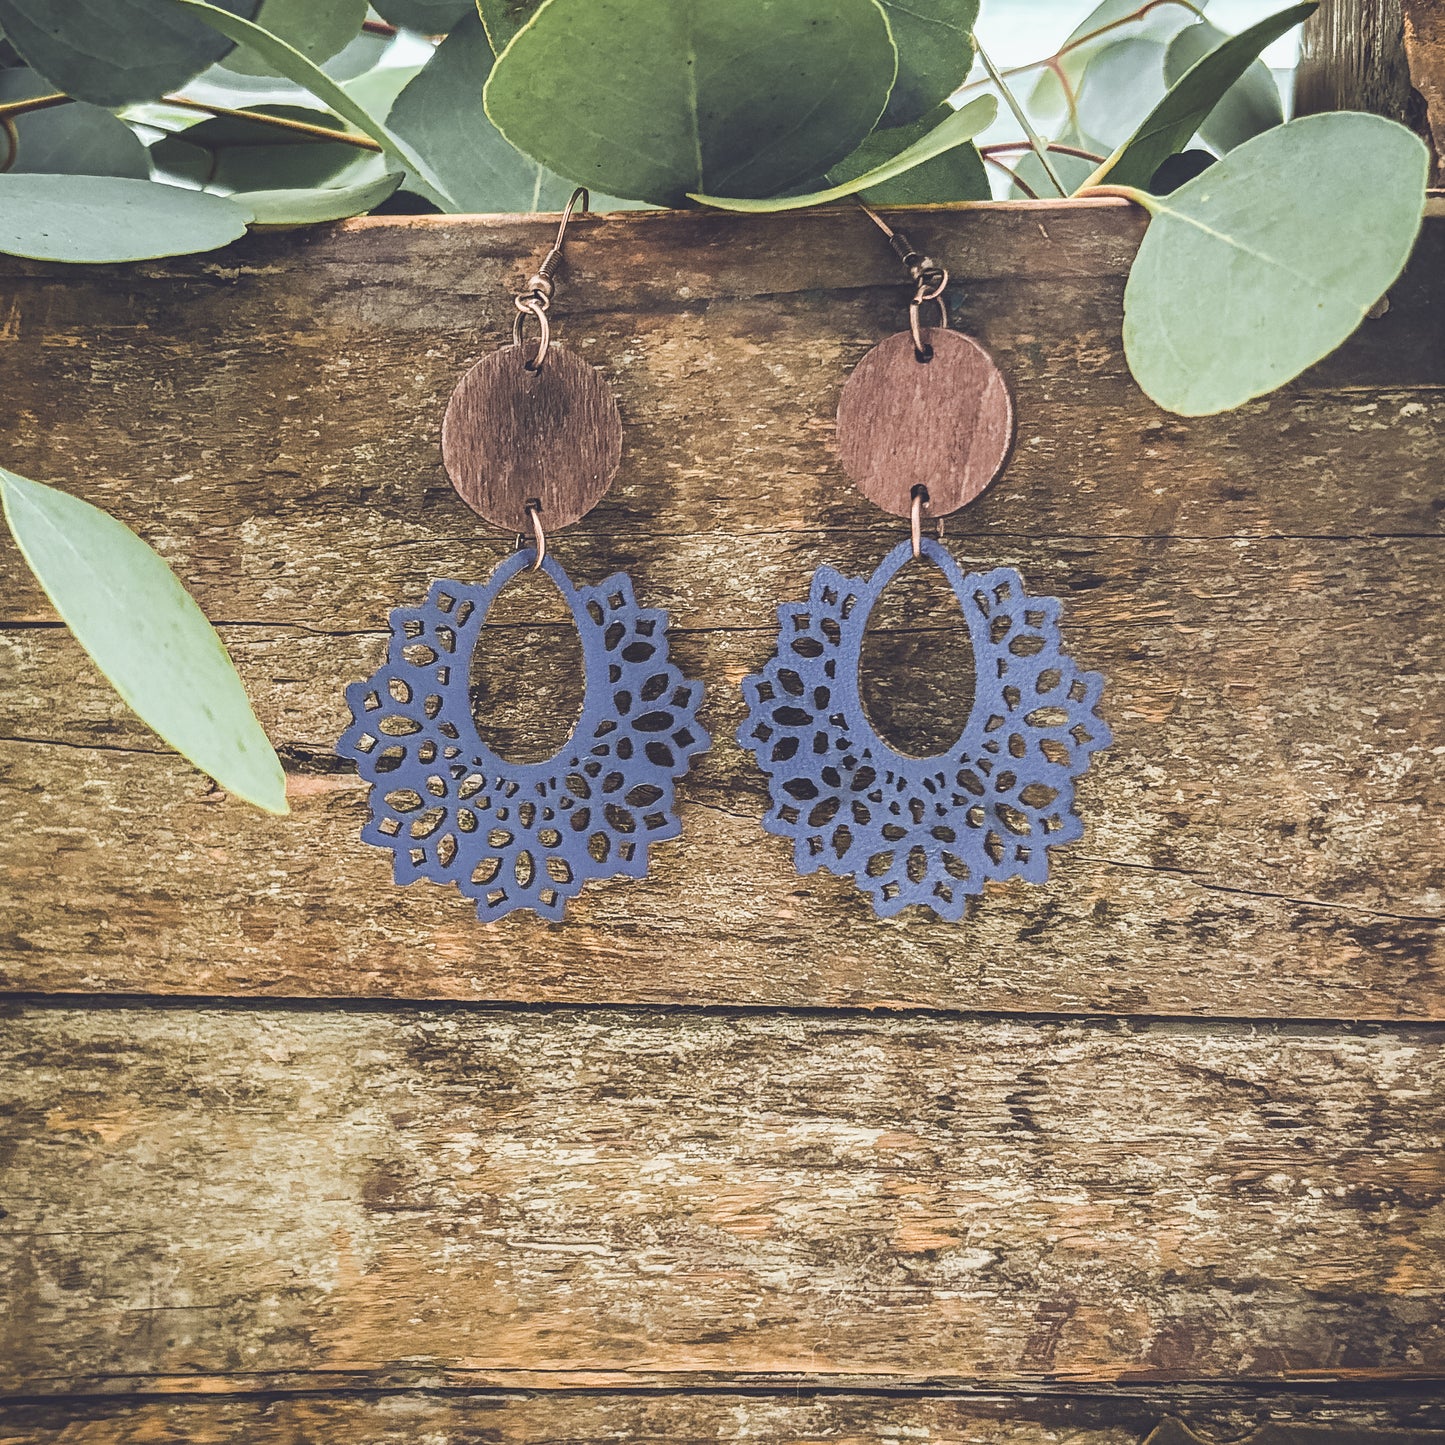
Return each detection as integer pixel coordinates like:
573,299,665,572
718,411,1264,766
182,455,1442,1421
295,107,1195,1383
340,190,709,922
737,207,1110,920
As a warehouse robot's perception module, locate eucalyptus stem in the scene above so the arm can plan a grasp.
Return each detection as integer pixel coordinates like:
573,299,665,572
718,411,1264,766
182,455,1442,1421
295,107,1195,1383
981,140,1107,164
0,88,382,151
981,153,1040,199
0,91,69,121
954,0,1208,98
158,95,383,150
975,40,1068,197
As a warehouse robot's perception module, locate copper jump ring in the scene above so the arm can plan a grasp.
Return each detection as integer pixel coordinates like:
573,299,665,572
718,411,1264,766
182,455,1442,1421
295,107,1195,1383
910,488,925,559
909,268,950,361
512,295,551,370
524,500,546,569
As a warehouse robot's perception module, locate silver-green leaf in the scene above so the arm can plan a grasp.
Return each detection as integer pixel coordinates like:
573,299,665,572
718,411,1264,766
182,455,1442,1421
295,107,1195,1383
0,173,251,261
1120,112,1429,415
1082,2,1315,191
0,0,257,106
0,66,150,177
483,0,898,207
0,466,287,814
387,12,576,212
693,94,995,212
1164,19,1284,154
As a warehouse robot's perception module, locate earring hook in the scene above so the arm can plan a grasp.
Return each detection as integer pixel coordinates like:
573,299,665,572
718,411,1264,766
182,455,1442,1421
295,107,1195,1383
512,187,591,370
855,198,950,362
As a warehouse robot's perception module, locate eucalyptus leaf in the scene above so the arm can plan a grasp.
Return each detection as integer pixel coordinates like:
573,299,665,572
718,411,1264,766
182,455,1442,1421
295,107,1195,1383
0,66,150,177
825,103,989,205
224,0,367,77
1164,19,1283,153
1074,36,1167,148
1082,1,1315,191
242,161,402,221
1026,0,1201,134
0,173,251,260
163,104,369,192
387,12,575,212
1121,113,1429,415
166,0,458,206
694,94,995,211
0,466,287,814
476,0,542,55
877,0,978,129
371,0,474,33
0,0,258,106
483,0,898,206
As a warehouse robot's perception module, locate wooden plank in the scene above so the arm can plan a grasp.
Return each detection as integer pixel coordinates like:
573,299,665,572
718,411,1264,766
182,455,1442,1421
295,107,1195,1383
2,1389,1443,1444
0,205,1440,1011
1,528,1440,1012
2,1005,1443,1395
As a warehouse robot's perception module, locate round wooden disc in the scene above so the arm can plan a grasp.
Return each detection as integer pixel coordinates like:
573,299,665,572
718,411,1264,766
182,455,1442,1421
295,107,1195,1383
441,344,622,532
835,328,1014,518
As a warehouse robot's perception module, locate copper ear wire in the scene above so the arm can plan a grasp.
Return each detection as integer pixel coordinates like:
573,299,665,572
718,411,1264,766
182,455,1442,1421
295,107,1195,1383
855,199,950,363
511,186,591,370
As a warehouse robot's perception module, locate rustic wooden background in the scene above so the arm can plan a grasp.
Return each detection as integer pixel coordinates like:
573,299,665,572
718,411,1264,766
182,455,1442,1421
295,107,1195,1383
0,198,1442,1442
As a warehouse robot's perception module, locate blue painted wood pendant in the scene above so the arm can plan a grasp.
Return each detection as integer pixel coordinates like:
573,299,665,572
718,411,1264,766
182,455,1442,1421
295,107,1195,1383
737,537,1110,920
339,548,709,922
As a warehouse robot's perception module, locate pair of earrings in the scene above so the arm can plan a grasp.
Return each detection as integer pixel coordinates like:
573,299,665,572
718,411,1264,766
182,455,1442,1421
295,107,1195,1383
338,192,1110,923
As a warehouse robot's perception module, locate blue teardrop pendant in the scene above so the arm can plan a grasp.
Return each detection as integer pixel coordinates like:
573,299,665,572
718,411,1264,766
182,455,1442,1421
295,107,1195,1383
737,538,1110,920
339,548,710,921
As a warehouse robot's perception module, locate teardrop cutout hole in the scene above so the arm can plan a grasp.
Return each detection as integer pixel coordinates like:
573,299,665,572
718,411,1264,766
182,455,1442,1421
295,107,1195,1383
469,565,586,764
859,553,976,759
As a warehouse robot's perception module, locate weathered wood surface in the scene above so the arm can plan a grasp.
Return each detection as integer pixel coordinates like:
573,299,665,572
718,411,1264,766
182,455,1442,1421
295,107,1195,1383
1297,0,1445,179
0,202,1441,1012
3,1006,1444,1395
3,1393,1444,1445
2,203,1443,1436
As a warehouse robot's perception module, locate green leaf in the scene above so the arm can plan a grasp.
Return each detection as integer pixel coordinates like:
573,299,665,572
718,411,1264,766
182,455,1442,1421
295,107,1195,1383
693,94,995,211
825,103,989,205
483,0,898,207
1026,0,1199,135
156,104,371,191
0,466,287,814
165,0,460,207
0,66,150,177
242,162,403,221
1074,36,1168,148
475,0,542,55
224,0,367,76
0,0,258,106
1082,2,1315,191
877,0,978,129
1164,19,1284,153
387,11,575,211
1121,113,1429,415
371,0,472,31
0,173,251,260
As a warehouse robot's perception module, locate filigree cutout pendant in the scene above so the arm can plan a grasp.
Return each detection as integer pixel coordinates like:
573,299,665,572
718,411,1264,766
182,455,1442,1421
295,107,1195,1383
339,191,709,921
738,213,1110,919
738,537,1109,920
340,550,708,922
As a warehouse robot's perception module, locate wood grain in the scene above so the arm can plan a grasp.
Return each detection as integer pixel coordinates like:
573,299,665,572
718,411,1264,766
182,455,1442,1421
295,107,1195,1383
3,1004,1443,1395
3,1390,1444,1444
0,204,1440,1012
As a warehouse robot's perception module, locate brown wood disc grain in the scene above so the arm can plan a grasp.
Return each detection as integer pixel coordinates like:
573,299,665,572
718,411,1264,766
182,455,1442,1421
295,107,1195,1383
836,328,1015,518
441,344,622,531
